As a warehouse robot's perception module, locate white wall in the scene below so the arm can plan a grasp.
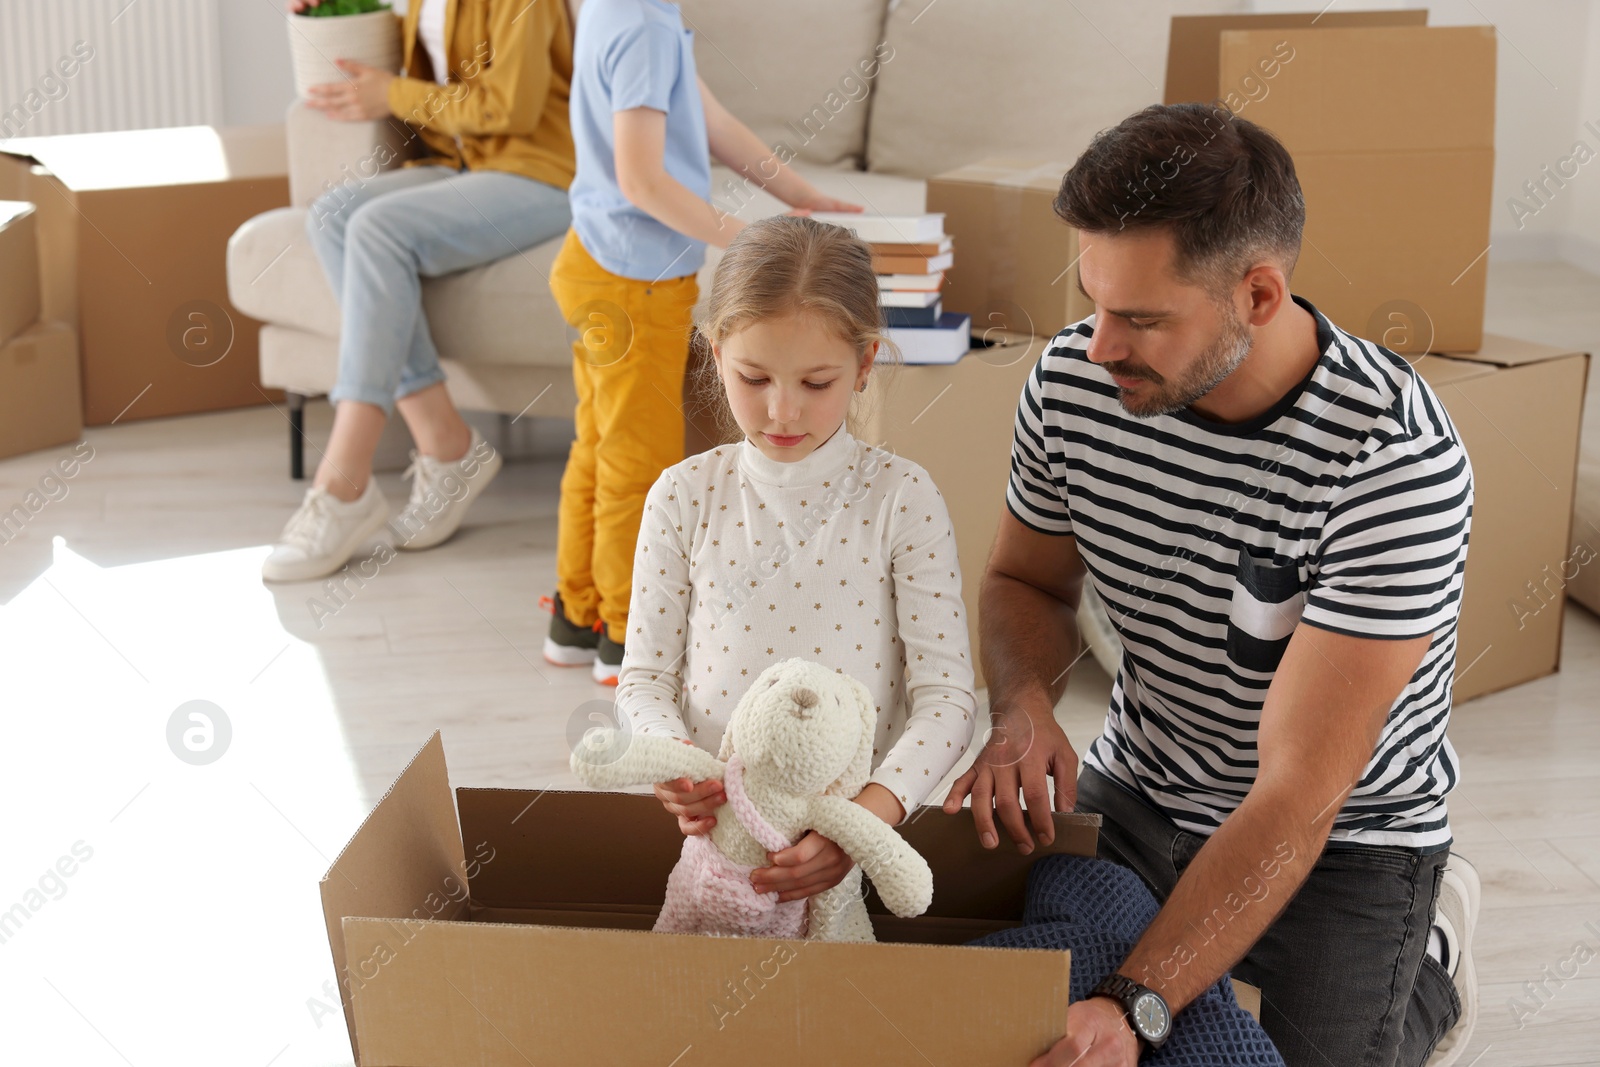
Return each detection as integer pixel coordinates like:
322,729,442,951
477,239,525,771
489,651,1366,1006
1563,3,1600,272
218,0,298,127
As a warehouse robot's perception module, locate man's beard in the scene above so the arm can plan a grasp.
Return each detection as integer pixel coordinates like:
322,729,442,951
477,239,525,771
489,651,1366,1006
1105,311,1253,419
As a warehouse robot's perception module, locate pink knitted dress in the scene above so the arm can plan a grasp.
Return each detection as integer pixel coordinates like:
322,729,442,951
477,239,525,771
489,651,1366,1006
652,754,810,939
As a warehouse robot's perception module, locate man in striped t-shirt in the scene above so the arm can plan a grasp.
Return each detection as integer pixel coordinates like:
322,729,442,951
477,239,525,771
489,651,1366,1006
945,104,1478,1067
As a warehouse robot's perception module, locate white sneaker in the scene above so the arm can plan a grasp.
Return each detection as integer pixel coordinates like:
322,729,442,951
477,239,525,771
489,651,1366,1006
262,479,390,583
1425,855,1481,1066
392,427,502,551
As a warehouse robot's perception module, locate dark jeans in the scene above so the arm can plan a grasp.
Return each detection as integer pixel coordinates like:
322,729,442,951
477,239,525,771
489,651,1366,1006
1075,765,1460,1067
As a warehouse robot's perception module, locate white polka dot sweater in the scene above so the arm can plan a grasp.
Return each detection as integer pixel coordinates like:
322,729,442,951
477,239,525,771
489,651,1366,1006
616,423,978,825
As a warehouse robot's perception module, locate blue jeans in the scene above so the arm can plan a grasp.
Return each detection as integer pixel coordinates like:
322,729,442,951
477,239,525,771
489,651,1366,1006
1075,765,1460,1067
305,162,571,412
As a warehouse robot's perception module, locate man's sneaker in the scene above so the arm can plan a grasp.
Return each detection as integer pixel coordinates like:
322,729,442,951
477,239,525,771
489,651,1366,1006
392,427,502,551
262,479,390,582
1426,855,1481,1066
593,630,624,686
541,592,602,666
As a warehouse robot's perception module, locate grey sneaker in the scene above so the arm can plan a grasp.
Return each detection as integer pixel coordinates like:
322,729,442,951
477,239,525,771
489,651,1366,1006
592,629,624,686
541,592,601,666
262,479,389,583
1425,855,1480,1066
392,427,502,551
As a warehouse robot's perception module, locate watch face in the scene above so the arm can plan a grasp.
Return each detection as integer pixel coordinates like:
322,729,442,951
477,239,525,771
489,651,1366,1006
1132,991,1170,1038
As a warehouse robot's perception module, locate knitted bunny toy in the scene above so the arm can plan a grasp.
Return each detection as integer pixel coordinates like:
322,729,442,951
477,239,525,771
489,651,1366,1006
569,657,934,942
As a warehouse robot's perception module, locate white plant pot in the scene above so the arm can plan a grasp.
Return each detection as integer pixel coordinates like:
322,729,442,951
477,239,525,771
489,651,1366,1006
288,9,402,99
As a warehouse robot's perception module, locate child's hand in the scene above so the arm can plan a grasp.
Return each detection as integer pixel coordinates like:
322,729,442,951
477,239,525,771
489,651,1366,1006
787,194,864,215
751,831,852,903
653,739,725,836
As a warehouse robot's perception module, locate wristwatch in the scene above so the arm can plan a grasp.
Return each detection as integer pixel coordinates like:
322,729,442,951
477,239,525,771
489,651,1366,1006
1088,973,1172,1051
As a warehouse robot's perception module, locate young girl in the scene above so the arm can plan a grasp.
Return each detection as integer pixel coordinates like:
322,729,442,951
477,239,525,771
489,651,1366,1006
616,215,978,906
540,0,860,682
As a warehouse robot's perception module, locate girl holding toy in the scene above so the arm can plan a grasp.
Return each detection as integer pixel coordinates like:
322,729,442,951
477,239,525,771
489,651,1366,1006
616,215,978,905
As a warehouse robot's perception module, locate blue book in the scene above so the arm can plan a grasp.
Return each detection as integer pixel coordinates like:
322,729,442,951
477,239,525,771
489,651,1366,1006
883,300,942,327
884,312,973,365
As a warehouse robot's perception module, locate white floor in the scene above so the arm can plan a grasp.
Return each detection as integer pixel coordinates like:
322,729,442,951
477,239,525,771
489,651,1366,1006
1,260,1597,1066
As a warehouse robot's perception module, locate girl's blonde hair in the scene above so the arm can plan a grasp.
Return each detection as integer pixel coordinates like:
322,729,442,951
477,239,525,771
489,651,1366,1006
690,215,900,442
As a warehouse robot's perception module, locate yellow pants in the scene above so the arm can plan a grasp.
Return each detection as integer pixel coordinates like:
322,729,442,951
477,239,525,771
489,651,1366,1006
548,227,700,645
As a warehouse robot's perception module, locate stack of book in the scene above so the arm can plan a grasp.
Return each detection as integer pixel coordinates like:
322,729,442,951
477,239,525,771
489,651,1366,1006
810,211,971,364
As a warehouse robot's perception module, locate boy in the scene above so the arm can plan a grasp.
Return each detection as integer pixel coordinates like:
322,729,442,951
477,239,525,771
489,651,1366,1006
545,0,859,684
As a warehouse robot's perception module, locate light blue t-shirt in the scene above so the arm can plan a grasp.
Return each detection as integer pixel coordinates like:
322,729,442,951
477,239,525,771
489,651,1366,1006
569,0,710,282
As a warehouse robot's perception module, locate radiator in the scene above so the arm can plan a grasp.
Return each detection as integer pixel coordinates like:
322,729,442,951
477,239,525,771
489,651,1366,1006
0,0,224,139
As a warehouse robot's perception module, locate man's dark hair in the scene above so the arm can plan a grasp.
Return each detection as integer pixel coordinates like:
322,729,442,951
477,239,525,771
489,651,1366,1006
1054,102,1305,296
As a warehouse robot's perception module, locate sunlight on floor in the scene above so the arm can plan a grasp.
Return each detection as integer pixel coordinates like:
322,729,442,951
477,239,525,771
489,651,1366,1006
0,538,370,1067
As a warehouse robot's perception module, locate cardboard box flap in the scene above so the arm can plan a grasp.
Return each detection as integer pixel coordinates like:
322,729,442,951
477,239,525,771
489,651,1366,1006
1164,9,1428,105
933,158,1075,192
459,787,686,909
1409,354,1497,388
342,916,1070,1067
1217,26,1496,155
0,200,35,229
863,808,1100,919
1430,333,1589,368
0,124,287,192
320,731,468,1061
460,785,1099,920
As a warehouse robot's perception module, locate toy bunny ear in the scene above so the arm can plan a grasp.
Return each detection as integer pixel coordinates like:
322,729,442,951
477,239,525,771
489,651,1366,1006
716,715,735,762
823,674,877,799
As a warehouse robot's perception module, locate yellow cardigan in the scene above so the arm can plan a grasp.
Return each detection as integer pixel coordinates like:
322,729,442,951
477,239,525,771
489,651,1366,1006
385,0,576,190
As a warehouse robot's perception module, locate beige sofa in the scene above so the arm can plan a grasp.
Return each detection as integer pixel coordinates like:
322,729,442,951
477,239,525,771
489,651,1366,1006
226,0,1242,474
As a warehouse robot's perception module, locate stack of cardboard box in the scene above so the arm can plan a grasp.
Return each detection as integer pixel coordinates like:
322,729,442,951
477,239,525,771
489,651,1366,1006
0,125,287,426
917,12,1590,701
1166,11,1589,702
0,202,81,460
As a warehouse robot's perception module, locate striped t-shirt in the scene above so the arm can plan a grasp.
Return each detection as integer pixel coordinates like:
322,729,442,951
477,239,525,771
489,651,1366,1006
1006,295,1472,850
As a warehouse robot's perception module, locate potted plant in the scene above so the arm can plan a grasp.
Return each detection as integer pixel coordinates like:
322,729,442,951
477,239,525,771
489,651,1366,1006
287,0,401,100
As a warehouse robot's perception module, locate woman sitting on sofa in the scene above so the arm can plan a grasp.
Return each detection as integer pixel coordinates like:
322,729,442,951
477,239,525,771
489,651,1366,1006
264,0,576,582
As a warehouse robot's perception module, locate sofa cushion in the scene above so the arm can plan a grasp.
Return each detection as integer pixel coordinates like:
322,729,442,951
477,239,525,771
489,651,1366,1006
228,204,570,369
865,0,1246,178
679,0,890,169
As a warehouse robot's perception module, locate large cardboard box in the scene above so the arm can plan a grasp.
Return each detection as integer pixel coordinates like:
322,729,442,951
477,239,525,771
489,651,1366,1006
1164,14,1497,354
0,201,41,347
856,331,1045,690
0,125,288,425
321,732,1100,1066
1413,336,1590,702
0,321,82,460
926,160,1094,340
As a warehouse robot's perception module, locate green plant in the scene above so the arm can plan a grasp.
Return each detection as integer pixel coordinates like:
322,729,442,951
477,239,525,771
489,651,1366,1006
300,0,392,15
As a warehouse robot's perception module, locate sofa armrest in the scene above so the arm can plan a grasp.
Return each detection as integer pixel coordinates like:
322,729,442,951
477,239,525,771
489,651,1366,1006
283,99,423,209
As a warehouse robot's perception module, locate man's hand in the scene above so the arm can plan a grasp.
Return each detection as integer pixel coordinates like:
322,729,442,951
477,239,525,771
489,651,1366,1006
1031,997,1140,1067
305,58,395,122
943,696,1078,853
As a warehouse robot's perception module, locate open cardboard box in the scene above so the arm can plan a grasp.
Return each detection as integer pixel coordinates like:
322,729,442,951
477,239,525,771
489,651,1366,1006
0,124,287,424
320,732,1104,1066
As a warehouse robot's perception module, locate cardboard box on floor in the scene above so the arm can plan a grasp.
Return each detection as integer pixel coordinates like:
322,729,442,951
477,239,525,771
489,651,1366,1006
0,321,82,460
927,160,1094,340
321,732,1100,1067
1413,337,1591,702
0,202,40,347
1165,12,1496,354
0,125,288,425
